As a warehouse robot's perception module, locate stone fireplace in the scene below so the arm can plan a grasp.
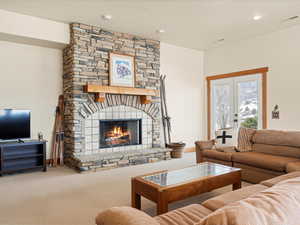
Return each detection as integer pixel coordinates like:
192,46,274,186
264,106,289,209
83,104,152,152
63,23,171,171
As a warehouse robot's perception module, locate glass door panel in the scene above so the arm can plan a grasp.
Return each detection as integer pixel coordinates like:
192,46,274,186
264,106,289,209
235,75,262,129
211,79,234,138
210,74,262,138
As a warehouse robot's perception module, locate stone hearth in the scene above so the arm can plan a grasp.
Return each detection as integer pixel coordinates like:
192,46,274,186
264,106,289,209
63,23,171,171
76,148,171,171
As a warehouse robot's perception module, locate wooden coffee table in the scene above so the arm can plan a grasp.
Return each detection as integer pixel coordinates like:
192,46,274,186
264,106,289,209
131,162,241,215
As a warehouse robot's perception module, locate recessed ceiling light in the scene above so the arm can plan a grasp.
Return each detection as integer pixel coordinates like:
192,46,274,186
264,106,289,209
156,29,165,33
102,14,112,21
253,15,262,21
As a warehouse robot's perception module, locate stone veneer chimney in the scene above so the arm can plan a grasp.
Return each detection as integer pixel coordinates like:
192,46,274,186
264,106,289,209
63,23,171,171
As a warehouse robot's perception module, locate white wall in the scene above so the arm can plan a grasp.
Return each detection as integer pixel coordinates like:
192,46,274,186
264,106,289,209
0,9,69,49
205,25,300,134
0,40,205,155
0,40,63,157
0,10,206,153
161,42,205,148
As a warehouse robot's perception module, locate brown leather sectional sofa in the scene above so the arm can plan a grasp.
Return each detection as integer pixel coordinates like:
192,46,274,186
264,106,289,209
95,129,300,225
96,172,300,225
195,129,300,183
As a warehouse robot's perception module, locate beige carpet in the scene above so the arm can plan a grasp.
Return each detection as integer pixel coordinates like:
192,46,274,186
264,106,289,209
0,153,247,225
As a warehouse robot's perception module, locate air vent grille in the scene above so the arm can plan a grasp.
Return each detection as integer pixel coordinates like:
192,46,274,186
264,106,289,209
282,16,299,22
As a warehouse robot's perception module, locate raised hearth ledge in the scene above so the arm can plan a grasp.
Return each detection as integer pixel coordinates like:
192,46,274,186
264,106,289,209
73,148,172,172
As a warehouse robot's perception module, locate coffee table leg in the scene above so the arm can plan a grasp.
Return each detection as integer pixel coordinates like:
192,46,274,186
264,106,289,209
132,192,141,209
157,192,168,215
233,180,242,190
131,179,141,209
233,171,242,191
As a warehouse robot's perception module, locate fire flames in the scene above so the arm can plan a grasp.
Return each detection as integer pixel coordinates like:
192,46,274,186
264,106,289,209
110,126,129,138
105,126,131,145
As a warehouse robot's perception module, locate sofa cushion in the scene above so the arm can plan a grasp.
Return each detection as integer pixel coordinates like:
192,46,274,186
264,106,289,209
253,129,300,148
233,162,283,183
260,171,300,187
286,161,300,173
198,177,300,225
203,158,232,167
202,184,267,211
253,143,300,158
155,204,211,225
95,207,160,225
202,149,233,162
214,146,236,152
232,152,298,172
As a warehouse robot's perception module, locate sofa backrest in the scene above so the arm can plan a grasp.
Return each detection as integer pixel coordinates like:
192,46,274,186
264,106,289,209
197,176,300,225
252,129,300,158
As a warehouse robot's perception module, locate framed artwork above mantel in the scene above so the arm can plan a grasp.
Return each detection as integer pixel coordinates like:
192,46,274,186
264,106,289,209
109,52,135,87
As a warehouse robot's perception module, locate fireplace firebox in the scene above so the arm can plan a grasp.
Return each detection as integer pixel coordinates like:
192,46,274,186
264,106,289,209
99,119,142,148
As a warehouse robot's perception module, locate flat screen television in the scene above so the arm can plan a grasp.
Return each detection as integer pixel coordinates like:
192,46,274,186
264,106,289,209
0,109,31,140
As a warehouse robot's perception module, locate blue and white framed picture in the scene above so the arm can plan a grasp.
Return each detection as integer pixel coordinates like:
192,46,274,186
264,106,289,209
109,52,135,87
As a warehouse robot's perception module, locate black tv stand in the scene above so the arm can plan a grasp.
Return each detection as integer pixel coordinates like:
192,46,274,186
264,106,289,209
0,140,47,176
17,139,25,143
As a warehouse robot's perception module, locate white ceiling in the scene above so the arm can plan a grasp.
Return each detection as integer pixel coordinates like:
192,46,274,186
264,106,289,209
1,0,300,50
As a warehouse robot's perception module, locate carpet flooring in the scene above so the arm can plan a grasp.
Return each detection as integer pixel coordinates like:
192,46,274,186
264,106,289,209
0,153,247,225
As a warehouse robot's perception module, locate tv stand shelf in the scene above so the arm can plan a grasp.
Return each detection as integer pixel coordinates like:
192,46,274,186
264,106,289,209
0,140,47,176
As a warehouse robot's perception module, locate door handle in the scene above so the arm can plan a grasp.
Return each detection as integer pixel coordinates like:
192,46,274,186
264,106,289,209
234,113,238,123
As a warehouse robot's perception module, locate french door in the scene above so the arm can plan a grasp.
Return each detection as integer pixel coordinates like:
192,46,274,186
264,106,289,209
210,74,263,139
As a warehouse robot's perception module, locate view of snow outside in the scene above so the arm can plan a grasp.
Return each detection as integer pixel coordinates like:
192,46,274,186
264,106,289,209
215,81,258,130
238,81,258,129
214,85,231,130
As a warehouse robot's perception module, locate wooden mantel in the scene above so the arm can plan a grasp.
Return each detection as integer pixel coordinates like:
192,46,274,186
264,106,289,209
84,84,159,104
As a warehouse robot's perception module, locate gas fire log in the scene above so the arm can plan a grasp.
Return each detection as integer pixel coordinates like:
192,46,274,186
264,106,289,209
105,134,131,145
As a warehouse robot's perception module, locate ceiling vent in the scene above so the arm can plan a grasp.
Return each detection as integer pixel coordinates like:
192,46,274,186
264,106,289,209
212,38,225,46
282,16,299,23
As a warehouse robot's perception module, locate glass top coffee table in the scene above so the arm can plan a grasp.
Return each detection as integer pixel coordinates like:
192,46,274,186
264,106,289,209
131,162,241,215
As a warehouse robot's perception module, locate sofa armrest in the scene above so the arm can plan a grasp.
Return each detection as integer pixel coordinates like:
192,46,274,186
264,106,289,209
286,161,300,173
95,207,160,225
195,140,215,151
195,140,215,163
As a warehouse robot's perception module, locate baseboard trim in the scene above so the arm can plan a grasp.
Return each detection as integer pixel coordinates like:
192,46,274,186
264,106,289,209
46,158,62,165
184,147,195,153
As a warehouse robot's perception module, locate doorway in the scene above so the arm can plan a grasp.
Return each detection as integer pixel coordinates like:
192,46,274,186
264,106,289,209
207,67,268,139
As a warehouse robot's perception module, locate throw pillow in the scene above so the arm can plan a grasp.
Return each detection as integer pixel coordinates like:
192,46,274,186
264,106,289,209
237,127,256,152
214,128,237,151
